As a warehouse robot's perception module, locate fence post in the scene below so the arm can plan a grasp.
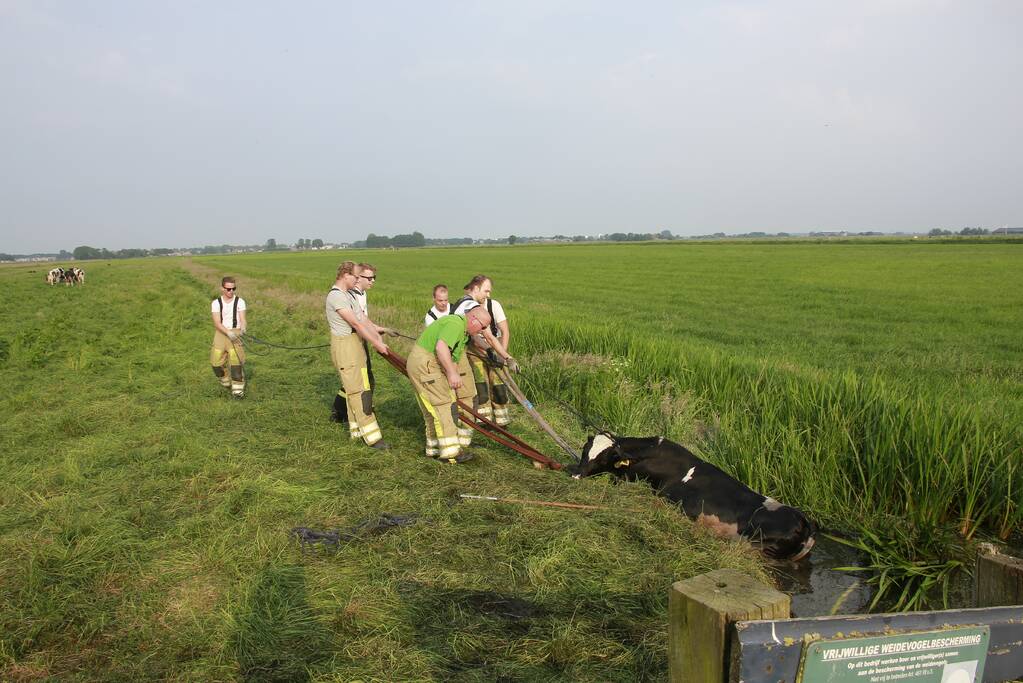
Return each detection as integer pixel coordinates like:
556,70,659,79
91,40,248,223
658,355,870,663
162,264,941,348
975,545,1023,607
668,569,789,683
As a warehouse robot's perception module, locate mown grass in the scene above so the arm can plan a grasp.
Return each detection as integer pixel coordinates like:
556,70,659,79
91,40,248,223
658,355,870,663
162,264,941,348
0,258,765,681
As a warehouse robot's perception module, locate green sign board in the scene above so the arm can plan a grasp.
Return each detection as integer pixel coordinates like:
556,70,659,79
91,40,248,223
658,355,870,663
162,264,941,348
798,626,989,683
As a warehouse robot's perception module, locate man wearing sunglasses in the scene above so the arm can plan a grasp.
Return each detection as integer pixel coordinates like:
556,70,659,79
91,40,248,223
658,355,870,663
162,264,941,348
350,262,375,318
210,276,247,398
326,261,390,450
331,263,399,426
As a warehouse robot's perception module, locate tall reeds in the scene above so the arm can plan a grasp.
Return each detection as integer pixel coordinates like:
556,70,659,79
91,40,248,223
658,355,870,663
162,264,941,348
518,318,1022,609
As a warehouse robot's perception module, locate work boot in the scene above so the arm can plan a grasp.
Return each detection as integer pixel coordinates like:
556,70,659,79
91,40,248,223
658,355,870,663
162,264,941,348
329,410,347,425
442,451,474,464
370,440,391,451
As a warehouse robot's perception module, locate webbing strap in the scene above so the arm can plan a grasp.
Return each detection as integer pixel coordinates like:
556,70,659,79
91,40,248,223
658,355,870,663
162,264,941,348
217,296,239,328
378,350,562,470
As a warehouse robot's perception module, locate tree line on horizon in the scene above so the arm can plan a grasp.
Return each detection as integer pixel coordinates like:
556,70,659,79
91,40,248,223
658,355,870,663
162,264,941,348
0,226,1011,262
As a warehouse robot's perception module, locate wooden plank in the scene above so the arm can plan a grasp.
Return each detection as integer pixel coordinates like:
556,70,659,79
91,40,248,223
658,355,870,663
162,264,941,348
669,569,789,683
975,549,1023,608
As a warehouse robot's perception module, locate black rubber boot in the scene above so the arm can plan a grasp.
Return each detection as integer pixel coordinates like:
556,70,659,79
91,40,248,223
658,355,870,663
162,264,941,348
330,394,348,425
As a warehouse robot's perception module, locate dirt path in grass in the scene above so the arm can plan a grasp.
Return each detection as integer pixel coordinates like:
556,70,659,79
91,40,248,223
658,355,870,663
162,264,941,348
178,258,408,335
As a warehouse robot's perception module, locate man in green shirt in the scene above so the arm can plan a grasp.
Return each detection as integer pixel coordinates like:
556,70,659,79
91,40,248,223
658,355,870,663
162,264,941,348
407,306,492,464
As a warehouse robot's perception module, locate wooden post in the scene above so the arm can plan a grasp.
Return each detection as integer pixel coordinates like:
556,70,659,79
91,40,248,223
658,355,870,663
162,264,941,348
669,569,790,683
975,547,1023,607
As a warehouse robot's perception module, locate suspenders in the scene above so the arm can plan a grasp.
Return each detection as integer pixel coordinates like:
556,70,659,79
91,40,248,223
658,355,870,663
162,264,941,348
455,295,500,337
217,296,239,328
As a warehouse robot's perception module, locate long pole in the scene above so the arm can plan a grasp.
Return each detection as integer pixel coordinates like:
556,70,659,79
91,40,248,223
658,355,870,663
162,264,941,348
497,367,581,462
459,494,612,511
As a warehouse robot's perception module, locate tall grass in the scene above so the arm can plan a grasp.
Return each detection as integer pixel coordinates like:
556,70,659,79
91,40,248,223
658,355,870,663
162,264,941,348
516,318,1021,608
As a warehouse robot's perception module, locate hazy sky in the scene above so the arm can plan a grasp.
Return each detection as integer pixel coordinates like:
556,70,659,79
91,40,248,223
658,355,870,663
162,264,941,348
2,1,1020,253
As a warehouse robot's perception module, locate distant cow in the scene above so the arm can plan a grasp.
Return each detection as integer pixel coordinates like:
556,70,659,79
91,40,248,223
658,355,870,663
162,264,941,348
69,267,85,285
47,268,64,285
572,434,817,560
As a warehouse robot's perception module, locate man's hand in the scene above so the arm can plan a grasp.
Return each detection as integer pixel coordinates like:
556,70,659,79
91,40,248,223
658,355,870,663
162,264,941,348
227,330,239,341
447,370,462,389
506,357,520,374
373,340,389,355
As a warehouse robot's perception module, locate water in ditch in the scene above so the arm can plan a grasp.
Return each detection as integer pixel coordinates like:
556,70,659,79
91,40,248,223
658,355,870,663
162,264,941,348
770,534,875,617
771,534,1021,617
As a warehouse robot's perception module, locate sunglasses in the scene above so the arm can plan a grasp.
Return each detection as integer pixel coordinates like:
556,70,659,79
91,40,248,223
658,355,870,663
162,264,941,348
360,275,376,281
223,287,236,291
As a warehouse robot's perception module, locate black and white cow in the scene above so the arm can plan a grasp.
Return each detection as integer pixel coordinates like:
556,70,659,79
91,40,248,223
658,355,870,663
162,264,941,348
47,267,65,285
572,434,816,561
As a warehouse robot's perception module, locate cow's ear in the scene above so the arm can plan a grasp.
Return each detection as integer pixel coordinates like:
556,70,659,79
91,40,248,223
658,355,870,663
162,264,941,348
613,459,631,469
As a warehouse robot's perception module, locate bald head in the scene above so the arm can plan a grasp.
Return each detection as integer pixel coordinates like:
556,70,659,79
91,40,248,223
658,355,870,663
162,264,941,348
465,306,492,335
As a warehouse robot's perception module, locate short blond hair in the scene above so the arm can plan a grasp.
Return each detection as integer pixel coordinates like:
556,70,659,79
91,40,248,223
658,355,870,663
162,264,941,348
336,261,357,279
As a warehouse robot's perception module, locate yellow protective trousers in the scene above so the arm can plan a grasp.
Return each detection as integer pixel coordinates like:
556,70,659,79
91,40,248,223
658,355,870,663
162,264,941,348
470,356,511,426
407,346,462,460
211,330,245,396
453,353,476,447
330,334,382,446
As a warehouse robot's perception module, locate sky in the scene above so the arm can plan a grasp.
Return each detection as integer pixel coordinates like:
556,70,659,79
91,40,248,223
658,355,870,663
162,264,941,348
1,1,1021,253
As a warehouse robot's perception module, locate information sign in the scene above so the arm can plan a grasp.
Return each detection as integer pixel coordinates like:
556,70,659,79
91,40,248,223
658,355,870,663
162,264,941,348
798,626,989,683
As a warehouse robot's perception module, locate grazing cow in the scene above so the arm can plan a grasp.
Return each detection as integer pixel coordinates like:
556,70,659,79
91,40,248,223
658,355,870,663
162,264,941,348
572,434,817,560
70,267,85,285
47,268,63,285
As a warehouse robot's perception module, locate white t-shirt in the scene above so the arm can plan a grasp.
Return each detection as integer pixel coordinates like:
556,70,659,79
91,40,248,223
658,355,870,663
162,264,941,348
212,296,247,329
424,306,451,326
452,297,506,335
351,289,368,316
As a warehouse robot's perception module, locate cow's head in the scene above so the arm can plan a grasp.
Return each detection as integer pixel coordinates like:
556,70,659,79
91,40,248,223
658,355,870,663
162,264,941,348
571,432,630,479
746,498,818,561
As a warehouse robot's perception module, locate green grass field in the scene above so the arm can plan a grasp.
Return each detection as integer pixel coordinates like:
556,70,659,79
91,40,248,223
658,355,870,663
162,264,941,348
1,240,1021,679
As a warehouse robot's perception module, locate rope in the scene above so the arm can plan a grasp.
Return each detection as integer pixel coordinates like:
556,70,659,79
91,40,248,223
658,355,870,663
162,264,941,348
241,333,330,351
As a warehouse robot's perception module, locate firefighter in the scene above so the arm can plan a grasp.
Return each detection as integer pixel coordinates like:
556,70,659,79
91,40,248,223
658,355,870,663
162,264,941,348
331,263,395,425
452,274,518,425
210,276,247,398
424,283,450,325
407,306,492,464
326,261,390,450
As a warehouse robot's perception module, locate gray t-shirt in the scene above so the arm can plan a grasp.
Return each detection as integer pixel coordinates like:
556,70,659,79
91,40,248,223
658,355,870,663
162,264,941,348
326,288,357,336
